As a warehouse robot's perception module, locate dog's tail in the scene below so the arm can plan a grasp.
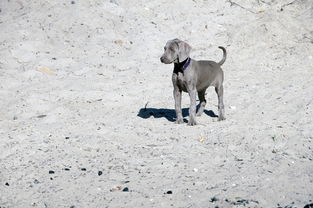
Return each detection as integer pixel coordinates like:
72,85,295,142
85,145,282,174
218,46,227,65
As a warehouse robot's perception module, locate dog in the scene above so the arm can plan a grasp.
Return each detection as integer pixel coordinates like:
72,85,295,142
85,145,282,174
160,38,226,125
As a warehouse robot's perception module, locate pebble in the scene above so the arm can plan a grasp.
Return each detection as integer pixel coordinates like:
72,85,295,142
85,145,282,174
304,203,313,208
98,171,103,176
71,1,75,4
165,190,172,194
65,137,70,139
64,168,70,171
122,187,129,192
81,168,86,171
5,182,9,186
210,196,219,202
34,179,40,184
49,170,55,174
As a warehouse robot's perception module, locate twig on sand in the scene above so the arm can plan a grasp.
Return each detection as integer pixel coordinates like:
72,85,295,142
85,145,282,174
280,0,298,11
226,0,257,14
144,102,149,111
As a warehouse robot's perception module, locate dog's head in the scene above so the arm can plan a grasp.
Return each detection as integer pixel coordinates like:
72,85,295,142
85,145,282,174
160,39,192,64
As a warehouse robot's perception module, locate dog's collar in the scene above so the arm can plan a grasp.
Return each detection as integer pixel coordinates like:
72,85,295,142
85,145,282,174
174,57,191,74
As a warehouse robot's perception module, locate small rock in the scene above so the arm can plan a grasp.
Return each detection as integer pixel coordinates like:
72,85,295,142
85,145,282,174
65,136,70,139
210,196,219,202
34,179,40,184
70,206,75,208
98,171,103,176
5,182,9,186
13,116,17,120
165,190,172,194
52,57,57,60
122,187,129,192
64,168,70,171
49,170,55,174
37,115,47,118
304,203,313,208
81,168,86,171
71,1,75,4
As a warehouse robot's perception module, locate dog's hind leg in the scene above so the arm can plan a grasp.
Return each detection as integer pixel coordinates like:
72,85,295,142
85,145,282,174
196,90,207,117
215,85,226,121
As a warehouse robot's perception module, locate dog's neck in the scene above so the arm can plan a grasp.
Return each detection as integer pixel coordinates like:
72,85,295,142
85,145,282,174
173,57,191,74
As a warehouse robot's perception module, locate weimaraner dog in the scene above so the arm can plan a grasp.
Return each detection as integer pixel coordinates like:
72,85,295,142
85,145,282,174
160,38,226,125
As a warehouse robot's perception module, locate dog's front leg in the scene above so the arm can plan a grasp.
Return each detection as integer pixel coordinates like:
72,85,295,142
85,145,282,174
173,88,184,124
188,89,197,126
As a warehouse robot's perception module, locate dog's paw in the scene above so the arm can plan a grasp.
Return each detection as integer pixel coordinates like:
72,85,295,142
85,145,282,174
175,118,184,124
187,120,197,126
196,112,203,117
218,116,226,121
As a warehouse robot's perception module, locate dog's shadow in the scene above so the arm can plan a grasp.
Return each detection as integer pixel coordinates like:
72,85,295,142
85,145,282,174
137,106,218,122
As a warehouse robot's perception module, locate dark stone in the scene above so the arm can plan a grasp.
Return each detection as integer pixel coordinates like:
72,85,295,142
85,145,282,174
70,206,75,208
122,187,129,192
34,179,40,184
37,115,47,118
64,168,70,171
52,57,56,60
165,190,172,194
210,197,219,202
304,203,313,208
5,182,9,186
65,137,70,139
71,1,75,4
81,168,86,171
98,171,103,176
49,170,55,174
235,199,249,205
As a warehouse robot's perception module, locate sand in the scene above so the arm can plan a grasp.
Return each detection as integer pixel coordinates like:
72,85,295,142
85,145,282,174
1,0,313,207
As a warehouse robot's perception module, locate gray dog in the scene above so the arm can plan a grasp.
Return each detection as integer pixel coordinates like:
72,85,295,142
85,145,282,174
160,38,227,125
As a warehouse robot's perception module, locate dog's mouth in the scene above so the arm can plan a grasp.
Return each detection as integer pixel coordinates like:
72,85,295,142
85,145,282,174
160,57,177,64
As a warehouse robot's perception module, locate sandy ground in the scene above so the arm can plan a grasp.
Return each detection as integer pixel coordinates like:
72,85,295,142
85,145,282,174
1,0,313,207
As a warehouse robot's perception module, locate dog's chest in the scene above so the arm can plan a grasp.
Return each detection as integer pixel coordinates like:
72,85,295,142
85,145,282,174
175,72,188,92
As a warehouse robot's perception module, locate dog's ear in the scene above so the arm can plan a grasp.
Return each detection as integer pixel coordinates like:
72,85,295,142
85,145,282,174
177,40,192,62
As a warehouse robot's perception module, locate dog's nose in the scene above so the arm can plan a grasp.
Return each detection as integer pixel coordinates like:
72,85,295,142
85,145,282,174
160,57,164,63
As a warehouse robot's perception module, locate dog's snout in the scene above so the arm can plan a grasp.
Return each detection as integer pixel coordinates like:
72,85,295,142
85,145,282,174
160,56,164,63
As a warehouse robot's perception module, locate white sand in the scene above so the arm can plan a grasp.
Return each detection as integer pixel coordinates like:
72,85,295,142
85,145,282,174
1,0,313,207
